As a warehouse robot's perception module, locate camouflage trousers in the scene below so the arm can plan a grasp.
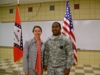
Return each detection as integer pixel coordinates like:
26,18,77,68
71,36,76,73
47,66,66,75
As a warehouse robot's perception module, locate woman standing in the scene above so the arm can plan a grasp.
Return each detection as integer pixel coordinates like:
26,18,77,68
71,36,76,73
23,26,44,75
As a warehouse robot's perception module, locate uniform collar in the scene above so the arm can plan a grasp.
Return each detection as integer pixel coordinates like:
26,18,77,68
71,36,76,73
50,34,63,40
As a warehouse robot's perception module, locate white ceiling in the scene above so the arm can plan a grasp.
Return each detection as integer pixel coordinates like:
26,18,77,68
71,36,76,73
0,0,64,6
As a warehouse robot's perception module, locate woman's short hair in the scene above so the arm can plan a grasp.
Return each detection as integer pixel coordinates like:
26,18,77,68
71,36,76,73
32,25,42,32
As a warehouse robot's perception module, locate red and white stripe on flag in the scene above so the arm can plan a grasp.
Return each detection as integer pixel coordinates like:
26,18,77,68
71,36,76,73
61,0,78,65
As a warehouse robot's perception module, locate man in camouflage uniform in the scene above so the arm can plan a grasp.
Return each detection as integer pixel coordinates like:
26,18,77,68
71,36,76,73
43,22,74,75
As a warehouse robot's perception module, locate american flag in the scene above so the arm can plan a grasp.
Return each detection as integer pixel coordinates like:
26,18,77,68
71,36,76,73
14,4,23,62
62,0,78,65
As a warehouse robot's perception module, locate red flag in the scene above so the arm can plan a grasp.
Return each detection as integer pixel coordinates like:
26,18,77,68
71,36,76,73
14,4,23,62
62,0,78,65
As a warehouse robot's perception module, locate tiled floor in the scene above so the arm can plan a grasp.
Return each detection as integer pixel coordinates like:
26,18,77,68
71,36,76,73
0,59,100,75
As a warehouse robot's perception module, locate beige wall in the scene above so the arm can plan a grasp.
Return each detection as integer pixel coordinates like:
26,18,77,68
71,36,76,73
0,0,100,22
0,47,13,59
0,0,100,65
0,47,100,65
78,50,100,65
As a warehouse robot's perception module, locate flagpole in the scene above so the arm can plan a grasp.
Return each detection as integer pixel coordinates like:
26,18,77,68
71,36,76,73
17,61,20,75
16,0,20,75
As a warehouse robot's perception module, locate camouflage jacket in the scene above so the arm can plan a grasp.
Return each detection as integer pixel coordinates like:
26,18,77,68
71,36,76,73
44,34,74,69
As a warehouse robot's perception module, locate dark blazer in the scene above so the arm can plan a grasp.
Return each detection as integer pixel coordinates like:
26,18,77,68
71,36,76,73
23,38,44,72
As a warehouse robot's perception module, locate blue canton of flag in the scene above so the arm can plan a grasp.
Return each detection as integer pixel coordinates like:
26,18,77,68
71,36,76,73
64,1,74,30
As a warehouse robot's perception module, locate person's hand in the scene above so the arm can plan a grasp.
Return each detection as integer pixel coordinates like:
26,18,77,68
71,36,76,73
64,68,70,75
25,72,29,75
43,65,47,71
